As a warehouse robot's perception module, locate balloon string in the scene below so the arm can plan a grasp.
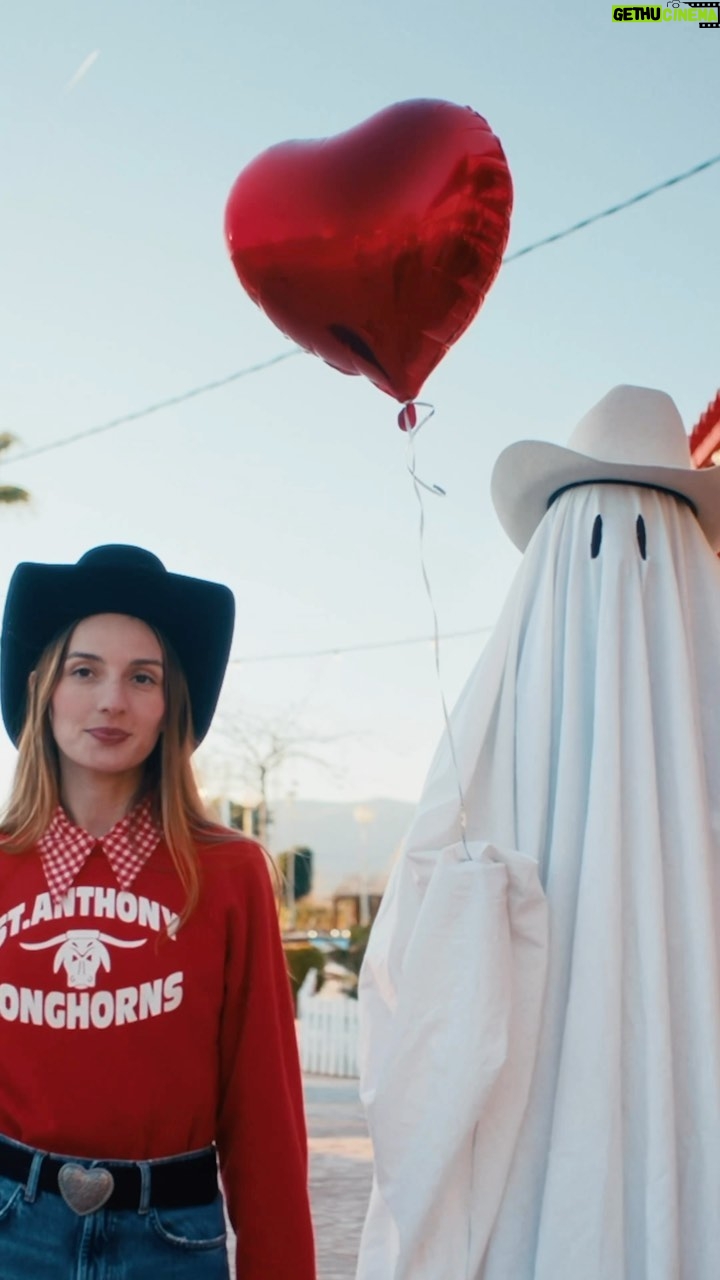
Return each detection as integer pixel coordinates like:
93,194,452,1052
400,403,444,494
404,411,471,861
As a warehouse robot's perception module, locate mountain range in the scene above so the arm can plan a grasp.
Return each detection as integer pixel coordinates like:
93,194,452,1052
266,796,416,898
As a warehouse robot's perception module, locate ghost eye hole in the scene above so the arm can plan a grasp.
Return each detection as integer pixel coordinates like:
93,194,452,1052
636,515,647,560
590,514,603,559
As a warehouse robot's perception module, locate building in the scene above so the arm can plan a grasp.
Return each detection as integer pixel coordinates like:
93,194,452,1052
690,389,720,469
332,872,388,929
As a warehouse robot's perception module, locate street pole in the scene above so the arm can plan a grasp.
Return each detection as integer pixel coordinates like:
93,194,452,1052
287,848,296,930
353,806,374,927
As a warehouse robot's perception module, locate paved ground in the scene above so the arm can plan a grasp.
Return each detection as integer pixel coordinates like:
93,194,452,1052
227,1074,373,1279
305,1076,373,1280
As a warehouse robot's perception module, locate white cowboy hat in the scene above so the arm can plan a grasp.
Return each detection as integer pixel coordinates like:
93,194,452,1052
491,384,720,552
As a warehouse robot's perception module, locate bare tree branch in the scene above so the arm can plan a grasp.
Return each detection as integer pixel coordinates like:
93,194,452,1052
196,706,357,844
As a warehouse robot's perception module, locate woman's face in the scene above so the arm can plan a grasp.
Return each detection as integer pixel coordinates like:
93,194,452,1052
50,613,166,783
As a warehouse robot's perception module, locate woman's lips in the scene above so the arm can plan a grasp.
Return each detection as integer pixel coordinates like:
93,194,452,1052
86,729,131,744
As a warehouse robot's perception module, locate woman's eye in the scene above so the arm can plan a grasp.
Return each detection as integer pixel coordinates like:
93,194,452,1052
590,514,603,559
636,515,647,560
69,666,93,679
132,672,156,686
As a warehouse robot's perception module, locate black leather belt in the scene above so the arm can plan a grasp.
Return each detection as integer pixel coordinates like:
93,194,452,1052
0,1136,218,1214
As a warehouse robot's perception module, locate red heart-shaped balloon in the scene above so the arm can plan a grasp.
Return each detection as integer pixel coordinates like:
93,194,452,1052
225,99,513,403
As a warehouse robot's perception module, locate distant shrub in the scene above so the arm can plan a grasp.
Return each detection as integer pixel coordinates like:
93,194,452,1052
283,944,325,1012
333,925,372,998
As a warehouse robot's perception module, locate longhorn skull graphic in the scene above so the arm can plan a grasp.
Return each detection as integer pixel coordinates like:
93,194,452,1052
20,929,146,989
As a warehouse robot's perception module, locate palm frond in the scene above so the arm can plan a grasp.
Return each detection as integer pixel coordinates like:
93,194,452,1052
0,486,30,505
0,432,20,455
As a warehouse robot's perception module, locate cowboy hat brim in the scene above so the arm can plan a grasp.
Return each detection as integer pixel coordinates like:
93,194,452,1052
1,554,235,746
491,440,720,552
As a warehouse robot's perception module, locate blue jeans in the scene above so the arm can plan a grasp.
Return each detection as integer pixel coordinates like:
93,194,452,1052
0,1136,231,1279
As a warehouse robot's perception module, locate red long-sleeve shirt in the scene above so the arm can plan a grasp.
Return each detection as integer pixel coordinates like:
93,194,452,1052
0,832,316,1279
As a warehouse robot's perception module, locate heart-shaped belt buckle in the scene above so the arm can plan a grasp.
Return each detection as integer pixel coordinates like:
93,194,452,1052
58,1163,114,1216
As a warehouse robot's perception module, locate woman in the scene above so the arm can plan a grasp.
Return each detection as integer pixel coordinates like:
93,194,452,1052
0,544,316,1279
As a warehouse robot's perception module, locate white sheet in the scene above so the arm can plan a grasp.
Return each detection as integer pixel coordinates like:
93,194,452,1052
357,484,720,1280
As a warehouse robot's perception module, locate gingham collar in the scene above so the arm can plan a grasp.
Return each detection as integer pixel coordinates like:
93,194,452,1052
38,799,162,903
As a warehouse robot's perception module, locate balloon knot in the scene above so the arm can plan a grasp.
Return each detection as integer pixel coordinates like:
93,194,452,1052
398,402,417,432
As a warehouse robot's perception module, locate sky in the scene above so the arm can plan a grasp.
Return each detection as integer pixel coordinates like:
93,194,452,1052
0,0,717,819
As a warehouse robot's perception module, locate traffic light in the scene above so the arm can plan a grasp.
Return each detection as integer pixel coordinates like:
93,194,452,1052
278,846,314,902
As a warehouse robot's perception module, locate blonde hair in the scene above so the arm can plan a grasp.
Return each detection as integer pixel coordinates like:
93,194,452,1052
0,619,230,929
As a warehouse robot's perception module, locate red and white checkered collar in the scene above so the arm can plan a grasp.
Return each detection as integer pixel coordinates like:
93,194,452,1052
38,799,162,903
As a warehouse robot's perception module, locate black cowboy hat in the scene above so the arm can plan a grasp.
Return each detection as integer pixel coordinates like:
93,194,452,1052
0,544,235,746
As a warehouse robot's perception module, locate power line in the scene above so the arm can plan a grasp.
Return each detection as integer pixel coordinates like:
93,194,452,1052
0,582,494,662
3,149,718,470
504,151,720,261
4,350,301,466
227,625,493,665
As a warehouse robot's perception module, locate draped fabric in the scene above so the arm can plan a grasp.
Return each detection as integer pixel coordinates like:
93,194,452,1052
357,484,720,1280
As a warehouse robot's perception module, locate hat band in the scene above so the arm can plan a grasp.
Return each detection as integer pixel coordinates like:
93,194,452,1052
547,478,698,517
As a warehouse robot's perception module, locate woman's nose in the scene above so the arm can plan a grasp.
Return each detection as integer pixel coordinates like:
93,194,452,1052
97,678,128,714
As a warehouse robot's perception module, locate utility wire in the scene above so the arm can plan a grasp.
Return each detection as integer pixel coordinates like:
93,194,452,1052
504,151,720,262
3,149,718,470
5,350,301,466
227,625,493,665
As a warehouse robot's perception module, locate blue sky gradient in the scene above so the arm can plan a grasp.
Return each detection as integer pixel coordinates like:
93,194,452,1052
0,1,716,816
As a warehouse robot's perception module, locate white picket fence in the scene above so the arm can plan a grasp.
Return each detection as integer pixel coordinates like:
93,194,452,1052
298,969,360,1077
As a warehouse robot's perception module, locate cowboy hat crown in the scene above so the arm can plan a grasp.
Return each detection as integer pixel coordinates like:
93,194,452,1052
491,385,720,552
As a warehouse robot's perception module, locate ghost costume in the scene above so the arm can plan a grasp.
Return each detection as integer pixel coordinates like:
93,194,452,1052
357,388,720,1280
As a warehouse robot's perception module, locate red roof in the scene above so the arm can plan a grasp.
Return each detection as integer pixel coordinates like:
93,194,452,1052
690,389,720,469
